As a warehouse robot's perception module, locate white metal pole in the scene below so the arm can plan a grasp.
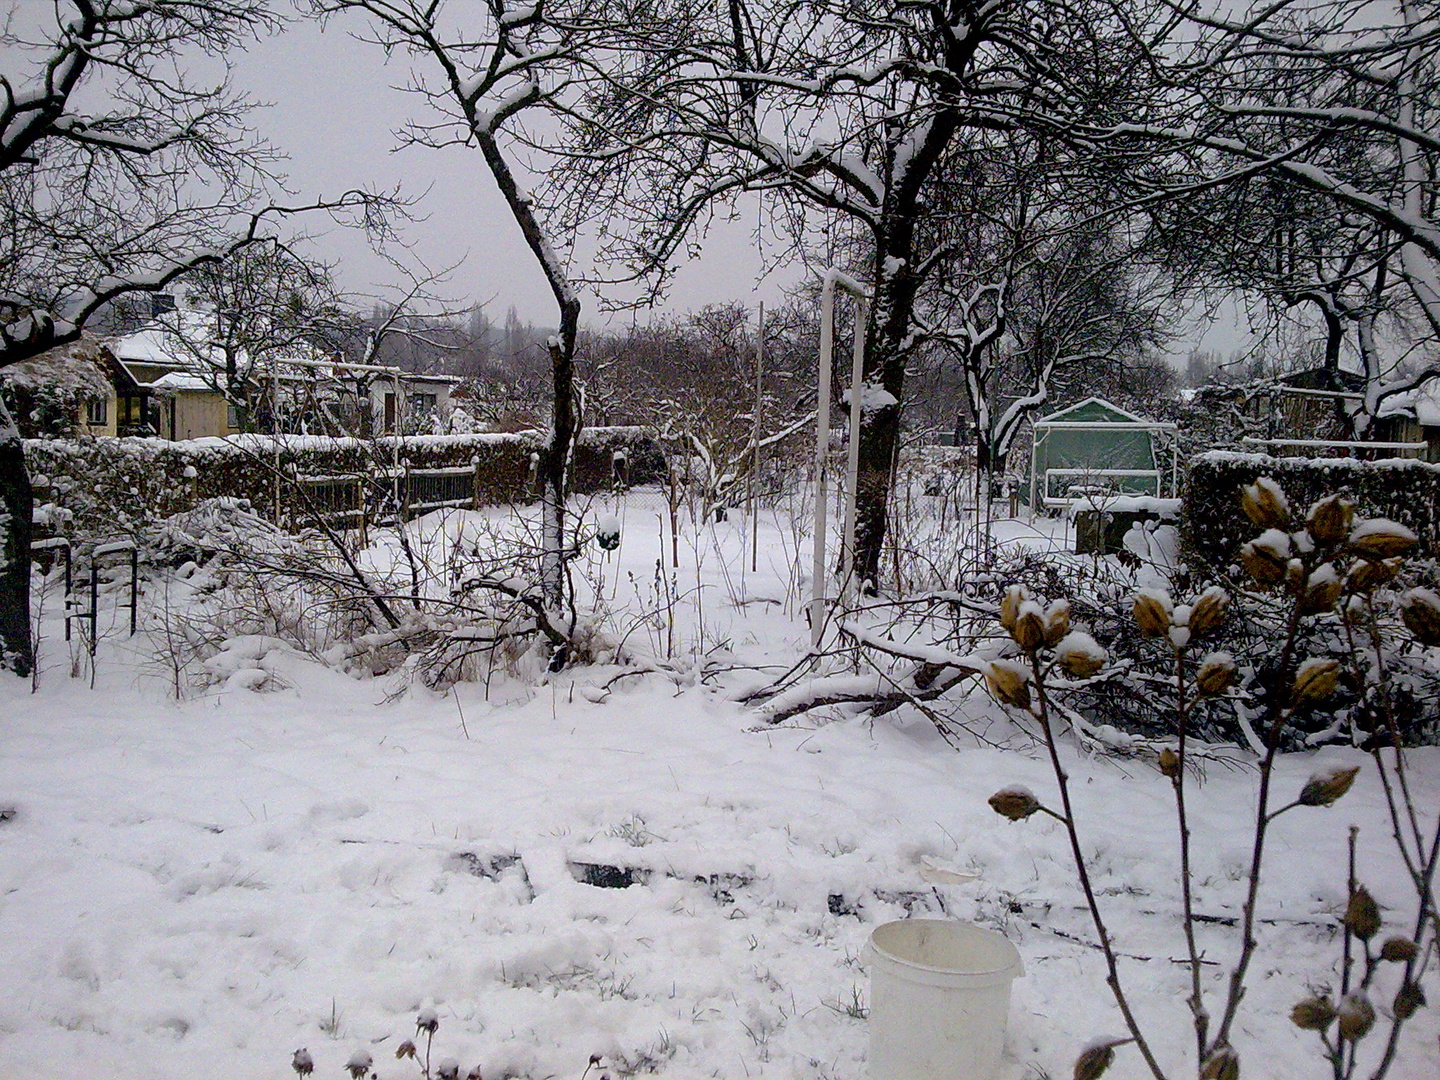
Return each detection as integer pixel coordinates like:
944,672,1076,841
810,287,834,649
810,270,868,650
272,359,281,523
751,301,763,575
839,297,868,601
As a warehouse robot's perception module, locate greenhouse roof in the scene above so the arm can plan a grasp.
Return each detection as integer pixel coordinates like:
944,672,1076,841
1034,397,1158,427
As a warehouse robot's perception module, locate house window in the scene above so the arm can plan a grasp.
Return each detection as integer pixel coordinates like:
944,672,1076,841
227,403,242,430
86,398,108,426
409,392,438,413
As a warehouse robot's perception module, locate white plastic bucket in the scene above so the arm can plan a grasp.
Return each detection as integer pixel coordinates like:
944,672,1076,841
865,919,1024,1080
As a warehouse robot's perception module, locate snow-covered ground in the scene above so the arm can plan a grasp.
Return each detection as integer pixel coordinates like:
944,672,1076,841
1,495,1435,1079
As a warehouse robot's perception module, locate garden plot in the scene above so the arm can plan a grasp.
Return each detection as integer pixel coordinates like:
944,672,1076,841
1,494,1435,1080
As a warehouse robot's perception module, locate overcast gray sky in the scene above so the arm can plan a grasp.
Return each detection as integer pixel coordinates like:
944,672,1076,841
235,17,799,329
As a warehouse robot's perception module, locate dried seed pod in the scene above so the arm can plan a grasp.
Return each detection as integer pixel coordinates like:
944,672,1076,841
1345,886,1381,941
985,660,1032,710
988,785,1042,821
999,584,1027,632
1307,494,1355,545
1241,478,1289,529
1349,519,1418,560
1380,936,1418,963
438,1059,461,1080
1013,601,1046,652
1298,765,1360,807
1346,557,1402,591
1042,599,1072,647
1394,980,1426,1020
1291,658,1340,707
1401,588,1440,647
1300,563,1343,615
1200,1043,1239,1080
1133,589,1173,637
1158,747,1180,778
1196,652,1238,697
467,1067,485,1080
1056,631,1106,678
1337,993,1375,1041
397,1040,418,1060
1072,1041,1116,1080
1187,586,1229,639
416,1008,439,1034
292,1049,315,1078
1239,534,1289,586
346,1049,374,1080
1290,995,1336,1031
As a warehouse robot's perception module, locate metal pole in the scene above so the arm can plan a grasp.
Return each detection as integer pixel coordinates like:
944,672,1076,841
272,360,281,524
839,297,868,601
751,301,764,575
64,543,72,642
810,270,869,649
810,285,835,649
392,372,402,519
129,547,138,636
88,562,98,659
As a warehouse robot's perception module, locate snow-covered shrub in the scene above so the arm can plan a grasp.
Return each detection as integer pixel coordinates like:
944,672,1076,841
1184,451,1440,570
23,428,667,543
141,488,624,696
980,480,1439,1080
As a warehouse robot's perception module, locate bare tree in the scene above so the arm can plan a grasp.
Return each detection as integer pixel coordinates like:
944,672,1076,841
0,1,284,675
0,0,393,675
540,0,1172,588
903,130,1172,494
315,0,614,638
1116,0,1440,428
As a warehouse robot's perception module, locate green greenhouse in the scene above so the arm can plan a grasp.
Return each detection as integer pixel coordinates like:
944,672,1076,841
1027,397,1179,509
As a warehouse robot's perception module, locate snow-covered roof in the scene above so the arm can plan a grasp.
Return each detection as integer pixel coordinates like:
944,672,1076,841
0,338,111,399
109,310,329,381
106,313,462,393
149,371,219,393
1033,397,1155,426
1376,380,1440,427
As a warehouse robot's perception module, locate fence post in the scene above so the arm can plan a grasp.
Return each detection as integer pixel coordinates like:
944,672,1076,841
356,476,368,550
88,561,98,659
64,542,72,642
472,456,481,511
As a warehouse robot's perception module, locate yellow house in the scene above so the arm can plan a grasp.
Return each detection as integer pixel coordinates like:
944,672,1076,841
0,335,115,438
9,309,465,442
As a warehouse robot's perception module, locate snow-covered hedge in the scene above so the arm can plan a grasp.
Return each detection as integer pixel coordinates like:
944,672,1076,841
24,428,666,542
1183,451,1440,569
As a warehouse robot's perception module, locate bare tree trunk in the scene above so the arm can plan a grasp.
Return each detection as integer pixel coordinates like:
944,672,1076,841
0,397,33,677
852,192,944,588
542,334,578,608
852,402,900,591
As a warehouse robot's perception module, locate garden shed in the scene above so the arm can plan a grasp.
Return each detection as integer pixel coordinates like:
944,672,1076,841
1027,397,1178,509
